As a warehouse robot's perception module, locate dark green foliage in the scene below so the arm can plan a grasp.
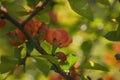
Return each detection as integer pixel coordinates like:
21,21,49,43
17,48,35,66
68,0,94,21
79,61,109,71
26,0,43,8
115,54,120,60
104,31,120,41
81,40,93,54
35,58,51,76
0,56,17,73
95,0,110,5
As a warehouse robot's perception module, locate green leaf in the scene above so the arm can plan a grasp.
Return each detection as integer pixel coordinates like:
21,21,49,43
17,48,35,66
26,0,42,8
35,5,51,23
0,20,16,35
116,24,120,37
14,47,23,65
3,3,26,18
67,54,78,68
80,75,88,80
41,41,52,54
60,54,78,70
59,62,69,70
42,55,59,65
35,58,51,76
115,54,120,60
14,47,23,60
116,15,120,22
81,40,92,54
1,0,15,3
0,36,14,56
68,0,94,21
104,31,120,41
0,56,17,73
79,61,109,71
36,13,50,23
95,0,110,5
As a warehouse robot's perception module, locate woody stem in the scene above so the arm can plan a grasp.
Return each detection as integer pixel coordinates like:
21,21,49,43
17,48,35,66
0,0,73,80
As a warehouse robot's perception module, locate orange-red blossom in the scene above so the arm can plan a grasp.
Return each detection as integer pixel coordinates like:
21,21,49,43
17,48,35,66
8,19,47,46
44,28,72,48
7,19,72,47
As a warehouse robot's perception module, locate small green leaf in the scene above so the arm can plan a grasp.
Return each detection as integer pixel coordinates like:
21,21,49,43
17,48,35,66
1,56,17,65
0,63,14,73
95,0,110,5
67,54,78,67
26,0,43,8
80,75,88,80
79,61,109,71
36,6,51,23
14,47,23,64
116,15,120,22
60,54,78,70
42,55,59,65
116,24,120,37
41,41,52,54
0,20,16,36
59,62,69,70
3,3,26,18
35,58,51,76
0,56,17,73
115,54,120,60
36,13,50,23
0,36,14,56
14,46,23,60
104,31,120,41
68,0,94,21
81,40,92,54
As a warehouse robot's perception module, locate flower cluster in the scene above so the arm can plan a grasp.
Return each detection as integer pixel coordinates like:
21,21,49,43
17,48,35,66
7,19,47,46
7,19,72,48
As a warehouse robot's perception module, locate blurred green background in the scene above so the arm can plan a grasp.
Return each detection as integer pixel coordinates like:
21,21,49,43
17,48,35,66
0,0,120,80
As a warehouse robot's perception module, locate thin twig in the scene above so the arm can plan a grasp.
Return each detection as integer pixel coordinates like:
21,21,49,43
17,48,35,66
22,0,50,26
52,63,73,80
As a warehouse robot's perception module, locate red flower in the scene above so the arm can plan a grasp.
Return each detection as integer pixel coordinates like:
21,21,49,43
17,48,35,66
44,28,72,48
22,19,42,37
7,19,48,46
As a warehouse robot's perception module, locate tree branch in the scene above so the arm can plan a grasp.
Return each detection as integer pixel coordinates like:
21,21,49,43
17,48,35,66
0,0,73,80
0,9,47,55
22,0,50,26
52,63,73,80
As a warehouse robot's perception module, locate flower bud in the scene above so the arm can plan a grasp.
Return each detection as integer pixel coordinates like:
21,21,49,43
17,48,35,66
56,52,67,62
7,31,24,46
